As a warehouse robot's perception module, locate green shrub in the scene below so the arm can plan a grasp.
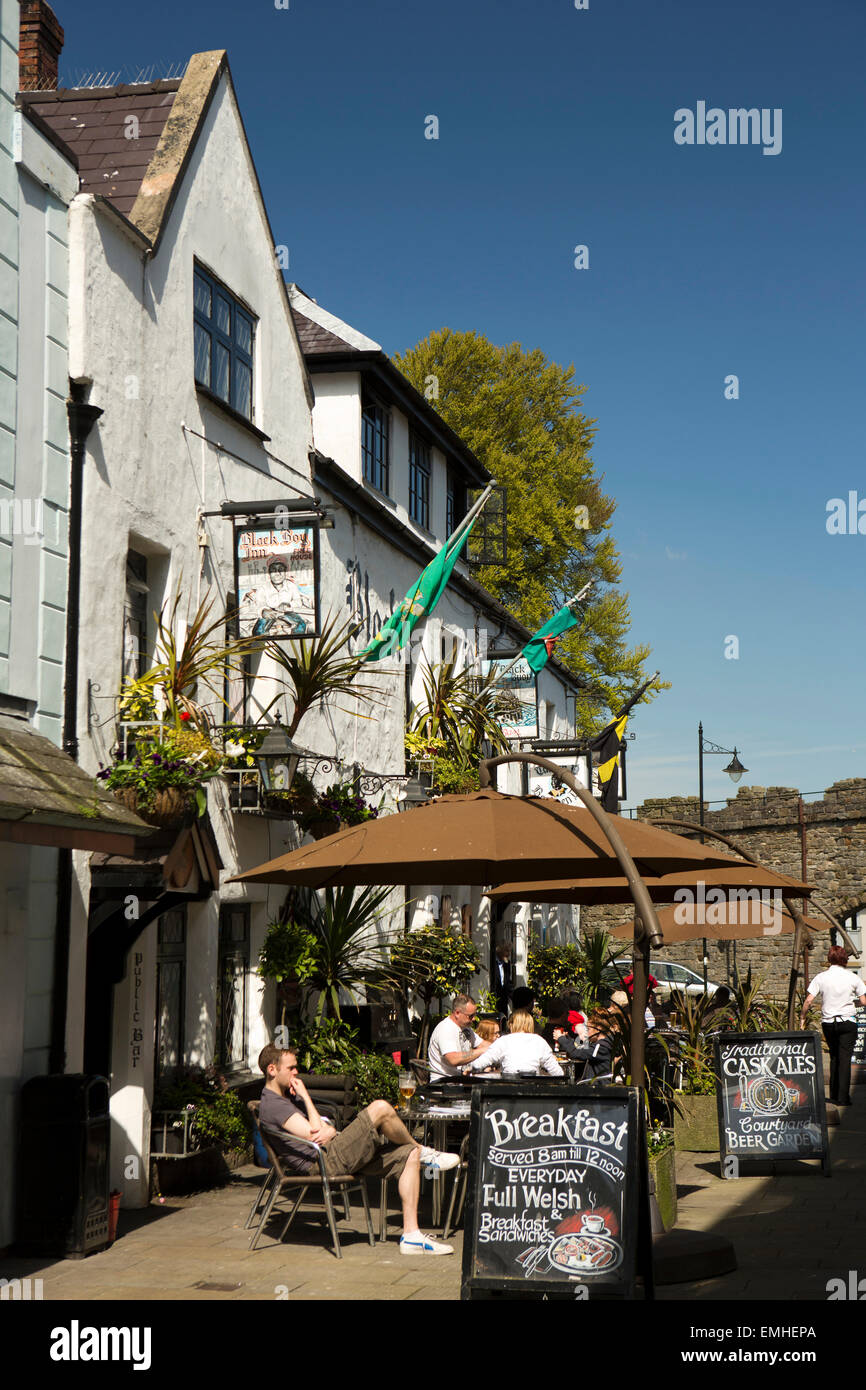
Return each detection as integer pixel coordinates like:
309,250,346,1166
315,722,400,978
526,944,585,1001
291,1018,400,1107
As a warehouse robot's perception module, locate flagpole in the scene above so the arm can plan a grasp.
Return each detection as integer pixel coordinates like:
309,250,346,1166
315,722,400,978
402,482,495,614
486,581,594,688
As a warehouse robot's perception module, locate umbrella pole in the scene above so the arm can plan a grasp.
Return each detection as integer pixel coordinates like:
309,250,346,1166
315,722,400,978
479,751,665,1092
631,919,649,1090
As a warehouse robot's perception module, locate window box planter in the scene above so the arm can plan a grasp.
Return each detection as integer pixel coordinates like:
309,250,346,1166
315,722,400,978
673,1093,719,1152
648,1143,677,1231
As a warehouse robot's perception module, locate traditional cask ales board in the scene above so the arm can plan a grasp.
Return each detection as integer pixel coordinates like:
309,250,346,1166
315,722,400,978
713,1031,830,1176
460,1081,651,1300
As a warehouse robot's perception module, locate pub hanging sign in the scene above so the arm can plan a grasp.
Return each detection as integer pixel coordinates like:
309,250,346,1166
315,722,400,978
234,515,321,641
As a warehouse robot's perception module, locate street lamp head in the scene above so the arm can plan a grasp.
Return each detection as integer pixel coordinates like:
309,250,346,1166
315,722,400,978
723,750,747,784
254,722,306,794
398,775,429,813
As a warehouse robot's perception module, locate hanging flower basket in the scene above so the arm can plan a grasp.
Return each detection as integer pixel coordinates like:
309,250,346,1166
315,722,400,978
114,786,197,830
306,817,346,840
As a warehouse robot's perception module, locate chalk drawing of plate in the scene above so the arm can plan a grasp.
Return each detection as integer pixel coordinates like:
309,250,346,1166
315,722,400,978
547,1232,623,1276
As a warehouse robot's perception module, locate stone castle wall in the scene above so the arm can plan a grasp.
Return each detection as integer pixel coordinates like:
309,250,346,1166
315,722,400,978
582,780,866,997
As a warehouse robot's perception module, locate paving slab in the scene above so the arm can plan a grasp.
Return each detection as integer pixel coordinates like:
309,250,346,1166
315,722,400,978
3,1088,863,1302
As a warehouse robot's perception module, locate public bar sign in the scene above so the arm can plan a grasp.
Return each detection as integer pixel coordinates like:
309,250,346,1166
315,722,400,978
714,1031,830,1176
461,1082,651,1300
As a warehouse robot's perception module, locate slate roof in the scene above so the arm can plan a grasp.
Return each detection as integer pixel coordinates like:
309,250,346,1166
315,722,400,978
290,307,358,357
0,714,149,846
21,80,180,215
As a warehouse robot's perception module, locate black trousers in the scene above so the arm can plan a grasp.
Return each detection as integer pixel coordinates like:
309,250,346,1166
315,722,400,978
822,1019,857,1105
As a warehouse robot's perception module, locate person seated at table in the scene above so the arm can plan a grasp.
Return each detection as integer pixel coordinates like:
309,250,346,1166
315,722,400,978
465,1009,564,1077
703,984,732,1023
427,994,491,1079
622,972,660,1030
258,1045,458,1256
476,1018,500,1044
580,996,630,1079
541,997,585,1059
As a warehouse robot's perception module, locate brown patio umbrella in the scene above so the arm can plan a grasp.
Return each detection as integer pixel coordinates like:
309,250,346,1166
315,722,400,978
609,902,827,943
229,789,744,889
487,863,812,907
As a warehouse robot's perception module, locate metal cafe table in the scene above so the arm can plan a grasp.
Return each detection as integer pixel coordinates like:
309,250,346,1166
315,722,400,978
412,1070,577,1228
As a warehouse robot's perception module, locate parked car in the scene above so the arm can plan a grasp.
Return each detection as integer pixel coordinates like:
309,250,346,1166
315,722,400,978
602,958,721,998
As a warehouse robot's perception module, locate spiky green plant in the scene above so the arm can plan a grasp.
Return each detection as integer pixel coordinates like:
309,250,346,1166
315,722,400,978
263,614,383,737
408,651,512,767
259,884,403,1021
126,585,257,732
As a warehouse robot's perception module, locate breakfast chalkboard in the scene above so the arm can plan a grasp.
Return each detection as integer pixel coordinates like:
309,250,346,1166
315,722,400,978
713,1031,830,1176
460,1081,651,1300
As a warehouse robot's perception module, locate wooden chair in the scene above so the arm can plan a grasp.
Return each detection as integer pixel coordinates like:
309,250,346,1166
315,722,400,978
247,1102,375,1258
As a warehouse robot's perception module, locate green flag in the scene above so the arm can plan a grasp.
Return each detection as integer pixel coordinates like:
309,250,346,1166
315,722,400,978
520,583,592,673
361,485,493,662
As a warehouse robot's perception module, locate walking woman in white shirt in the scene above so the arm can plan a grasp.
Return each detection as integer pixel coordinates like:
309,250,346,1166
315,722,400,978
800,945,866,1107
467,1009,564,1077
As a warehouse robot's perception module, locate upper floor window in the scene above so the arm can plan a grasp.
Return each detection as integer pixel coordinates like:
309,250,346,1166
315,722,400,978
409,431,431,530
194,265,255,420
446,470,467,539
362,396,390,493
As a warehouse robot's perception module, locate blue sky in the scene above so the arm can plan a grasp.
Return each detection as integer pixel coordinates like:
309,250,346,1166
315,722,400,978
60,0,866,810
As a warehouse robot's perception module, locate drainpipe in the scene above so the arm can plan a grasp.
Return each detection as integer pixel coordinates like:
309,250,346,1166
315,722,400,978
49,384,103,1074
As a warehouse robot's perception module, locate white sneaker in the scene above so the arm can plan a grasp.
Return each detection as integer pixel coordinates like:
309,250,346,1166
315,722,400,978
400,1233,454,1256
419,1147,460,1172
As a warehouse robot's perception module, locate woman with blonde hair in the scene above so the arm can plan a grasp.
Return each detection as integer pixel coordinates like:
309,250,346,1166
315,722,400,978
466,1009,563,1076
476,1018,500,1044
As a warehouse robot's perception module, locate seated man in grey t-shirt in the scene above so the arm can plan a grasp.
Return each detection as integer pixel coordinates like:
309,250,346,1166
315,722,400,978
257,1043,458,1255
427,994,490,1079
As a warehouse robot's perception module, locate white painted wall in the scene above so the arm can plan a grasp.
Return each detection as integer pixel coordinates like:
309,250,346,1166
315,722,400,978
0,20,79,1246
68,71,315,1205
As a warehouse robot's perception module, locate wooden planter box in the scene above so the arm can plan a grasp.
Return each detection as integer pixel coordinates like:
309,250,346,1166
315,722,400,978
150,1145,251,1197
673,1093,719,1152
649,1144,677,1231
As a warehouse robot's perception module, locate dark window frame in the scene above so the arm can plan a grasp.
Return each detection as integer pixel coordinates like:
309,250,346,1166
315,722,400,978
217,903,250,1074
408,430,431,530
193,262,256,422
446,469,467,540
361,394,390,494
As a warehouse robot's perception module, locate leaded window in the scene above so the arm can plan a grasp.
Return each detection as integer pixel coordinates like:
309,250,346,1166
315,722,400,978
409,432,431,529
194,264,255,420
362,397,390,493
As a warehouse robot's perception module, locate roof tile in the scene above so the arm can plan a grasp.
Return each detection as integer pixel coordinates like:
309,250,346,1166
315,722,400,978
21,82,181,216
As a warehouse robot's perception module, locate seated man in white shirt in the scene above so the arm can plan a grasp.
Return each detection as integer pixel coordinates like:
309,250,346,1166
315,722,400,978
427,994,491,1079
466,1009,564,1077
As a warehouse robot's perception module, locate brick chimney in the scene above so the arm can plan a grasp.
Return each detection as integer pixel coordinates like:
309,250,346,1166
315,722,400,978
18,0,64,92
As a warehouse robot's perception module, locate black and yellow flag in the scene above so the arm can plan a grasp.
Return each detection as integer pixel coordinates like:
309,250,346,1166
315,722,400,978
587,674,658,811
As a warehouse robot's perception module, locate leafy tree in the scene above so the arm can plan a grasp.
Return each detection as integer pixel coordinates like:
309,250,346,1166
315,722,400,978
394,330,665,729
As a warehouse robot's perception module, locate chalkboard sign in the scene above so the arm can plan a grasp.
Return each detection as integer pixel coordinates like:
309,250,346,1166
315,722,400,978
460,1081,651,1300
714,1032,830,1176
854,1007,866,1065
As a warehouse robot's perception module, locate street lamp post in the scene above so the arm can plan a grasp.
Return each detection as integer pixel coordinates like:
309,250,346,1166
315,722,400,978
697,722,748,989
